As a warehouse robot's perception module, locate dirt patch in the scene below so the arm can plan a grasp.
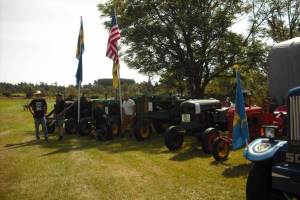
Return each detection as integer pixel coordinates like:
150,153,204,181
0,131,11,137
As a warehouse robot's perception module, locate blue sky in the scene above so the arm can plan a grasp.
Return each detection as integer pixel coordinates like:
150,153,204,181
0,0,149,86
0,0,248,86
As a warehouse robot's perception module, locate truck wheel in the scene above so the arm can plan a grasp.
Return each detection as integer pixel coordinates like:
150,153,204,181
46,120,55,134
212,137,230,161
78,118,92,136
246,161,272,200
134,121,152,141
152,119,166,134
201,128,219,154
164,126,184,150
65,118,78,134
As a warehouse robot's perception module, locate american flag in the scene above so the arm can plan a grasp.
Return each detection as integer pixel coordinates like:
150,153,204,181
106,11,121,64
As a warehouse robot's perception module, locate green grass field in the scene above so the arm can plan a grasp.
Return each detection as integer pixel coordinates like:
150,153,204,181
0,98,251,200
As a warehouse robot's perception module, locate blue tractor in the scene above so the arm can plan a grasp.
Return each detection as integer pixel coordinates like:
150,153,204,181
244,86,300,199
244,38,300,200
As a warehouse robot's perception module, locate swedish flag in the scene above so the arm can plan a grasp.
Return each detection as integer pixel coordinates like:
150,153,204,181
232,69,249,149
76,16,84,85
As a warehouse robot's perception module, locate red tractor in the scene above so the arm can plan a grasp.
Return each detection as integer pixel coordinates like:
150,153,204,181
211,103,287,161
210,37,300,161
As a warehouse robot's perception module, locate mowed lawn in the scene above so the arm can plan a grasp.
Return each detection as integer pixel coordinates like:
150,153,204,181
0,98,251,200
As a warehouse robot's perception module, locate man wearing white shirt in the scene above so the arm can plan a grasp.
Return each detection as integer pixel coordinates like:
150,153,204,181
121,92,136,137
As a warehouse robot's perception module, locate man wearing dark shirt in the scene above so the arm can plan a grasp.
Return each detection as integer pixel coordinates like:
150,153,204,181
28,90,48,141
54,94,66,141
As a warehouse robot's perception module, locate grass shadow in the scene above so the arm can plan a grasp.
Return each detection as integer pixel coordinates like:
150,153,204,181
4,140,39,149
222,163,252,178
169,139,211,161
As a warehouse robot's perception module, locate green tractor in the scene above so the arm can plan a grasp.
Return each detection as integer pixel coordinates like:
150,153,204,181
78,99,121,140
134,95,184,141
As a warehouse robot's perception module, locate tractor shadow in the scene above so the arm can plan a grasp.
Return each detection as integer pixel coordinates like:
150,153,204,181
4,130,167,156
4,131,211,161
210,161,252,178
222,163,252,177
168,147,211,161
168,138,211,161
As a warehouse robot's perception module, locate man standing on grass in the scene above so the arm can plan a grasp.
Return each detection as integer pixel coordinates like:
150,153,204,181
28,90,48,141
54,93,66,141
121,92,136,137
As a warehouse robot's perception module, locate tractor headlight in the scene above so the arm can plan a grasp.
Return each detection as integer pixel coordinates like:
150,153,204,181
262,125,277,139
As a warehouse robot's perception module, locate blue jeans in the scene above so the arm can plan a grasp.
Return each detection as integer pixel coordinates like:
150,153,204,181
34,117,48,139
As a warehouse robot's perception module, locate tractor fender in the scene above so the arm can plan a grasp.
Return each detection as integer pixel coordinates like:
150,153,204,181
244,138,287,162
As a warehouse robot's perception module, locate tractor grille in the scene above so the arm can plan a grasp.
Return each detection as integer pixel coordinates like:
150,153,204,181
289,95,300,144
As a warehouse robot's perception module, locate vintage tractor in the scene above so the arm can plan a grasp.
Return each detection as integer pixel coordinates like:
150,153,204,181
164,99,228,153
211,103,287,161
133,95,184,141
46,100,76,134
244,86,300,199
78,99,121,140
212,37,300,161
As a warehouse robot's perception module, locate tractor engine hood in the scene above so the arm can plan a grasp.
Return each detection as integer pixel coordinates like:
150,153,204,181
180,99,221,114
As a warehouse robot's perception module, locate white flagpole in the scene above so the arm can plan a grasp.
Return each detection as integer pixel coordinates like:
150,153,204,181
117,67,123,126
78,81,81,124
114,8,123,127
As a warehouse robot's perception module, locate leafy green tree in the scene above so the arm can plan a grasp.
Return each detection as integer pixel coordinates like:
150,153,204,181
249,0,300,42
98,0,264,98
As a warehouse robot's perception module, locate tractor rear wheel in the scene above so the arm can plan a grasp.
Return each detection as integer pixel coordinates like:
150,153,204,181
65,118,78,134
201,128,220,154
108,118,120,138
152,119,167,134
164,126,184,150
78,118,92,136
212,137,230,161
134,121,152,141
246,161,272,200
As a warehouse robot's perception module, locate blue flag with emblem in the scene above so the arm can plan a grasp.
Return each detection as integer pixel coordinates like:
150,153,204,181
232,69,249,150
75,16,84,86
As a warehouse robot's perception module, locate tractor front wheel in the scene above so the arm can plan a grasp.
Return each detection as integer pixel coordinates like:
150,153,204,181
212,137,230,161
246,160,272,200
164,126,184,150
95,123,110,141
201,128,220,154
134,121,152,141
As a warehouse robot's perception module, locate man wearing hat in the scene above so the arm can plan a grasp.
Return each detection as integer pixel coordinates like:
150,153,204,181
54,93,66,141
28,90,48,141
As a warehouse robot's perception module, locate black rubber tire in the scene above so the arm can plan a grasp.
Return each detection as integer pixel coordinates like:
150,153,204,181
201,127,220,154
78,117,92,136
134,120,152,141
65,118,78,134
212,137,230,161
95,123,110,141
164,126,184,150
46,120,55,134
152,119,166,134
246,161,272,200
